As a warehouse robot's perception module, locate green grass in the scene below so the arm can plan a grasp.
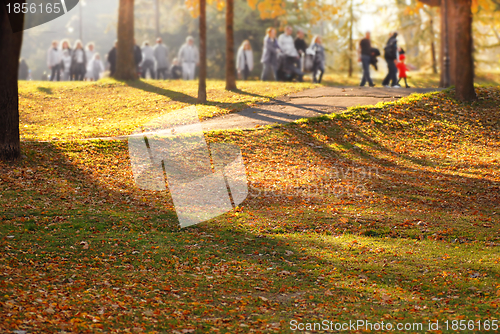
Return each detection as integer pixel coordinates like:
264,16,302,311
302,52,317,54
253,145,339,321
1,82,499,332
19,79,318,141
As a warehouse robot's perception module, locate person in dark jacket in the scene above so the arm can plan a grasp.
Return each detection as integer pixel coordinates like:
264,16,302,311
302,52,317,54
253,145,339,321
370,48,381,70
18,58,29,80
358,32,375,87
71,40,87,81
170,58,182,79
107,41,117,77
134,39,143,75
382,32,400,88
261,27,280,81
309,35,325,84
294,29,307,56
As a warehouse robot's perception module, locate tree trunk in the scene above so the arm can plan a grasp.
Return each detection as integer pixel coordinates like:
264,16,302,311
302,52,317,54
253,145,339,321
454,0,476,101
440,0,457,87
115,0,137,80
0,10,24,161
197,0,207,103
225,0,237,91
429,15,438,74
154,0,160,38
348,0,353,78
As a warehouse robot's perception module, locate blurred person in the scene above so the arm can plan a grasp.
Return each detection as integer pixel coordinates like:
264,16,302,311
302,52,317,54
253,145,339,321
309,35,325,84
261,27,280,81
47,40,62,81
382,32,400,88
295,29,308,72
134,39,143,75
236,40,253,80
60,39,73,80
178,36,199,80
71,40,87,81
107,41,117,76
154,37,170,80
294,29,307,56
358,32,375,87
170,58,182,79
61,49,72,81
89,53,105,81
141,41,156,79
278,26,303,82
396,53,410,88
18,58,29,80
85,42,96,81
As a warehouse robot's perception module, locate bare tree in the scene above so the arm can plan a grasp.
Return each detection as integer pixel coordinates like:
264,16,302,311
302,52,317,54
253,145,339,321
198,0,207,103
225,0,237,90
115,0,138,80
0,11,24,161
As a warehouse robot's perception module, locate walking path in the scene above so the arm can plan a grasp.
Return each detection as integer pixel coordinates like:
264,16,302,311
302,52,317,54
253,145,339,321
72,86,441,141
198,86,441,132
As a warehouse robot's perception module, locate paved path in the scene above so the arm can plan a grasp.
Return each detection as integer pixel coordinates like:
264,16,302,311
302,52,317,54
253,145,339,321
65,86,441,142
199,86,441,132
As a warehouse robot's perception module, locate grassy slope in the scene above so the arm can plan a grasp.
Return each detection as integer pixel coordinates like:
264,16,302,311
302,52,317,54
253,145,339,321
1,84,499,333
19,80,317,141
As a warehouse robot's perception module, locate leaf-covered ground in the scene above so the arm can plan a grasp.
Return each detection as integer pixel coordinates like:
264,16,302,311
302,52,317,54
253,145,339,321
2,85,499,333
19,80,317,141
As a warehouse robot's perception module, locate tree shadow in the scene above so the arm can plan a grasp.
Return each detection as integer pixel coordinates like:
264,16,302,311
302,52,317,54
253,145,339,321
36,87,53,94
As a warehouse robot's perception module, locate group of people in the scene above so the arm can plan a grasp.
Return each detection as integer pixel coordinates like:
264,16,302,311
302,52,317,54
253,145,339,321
47,40,104,81
358,31,410,88
45,31,412,87
106,36,197,80
260,26,326,83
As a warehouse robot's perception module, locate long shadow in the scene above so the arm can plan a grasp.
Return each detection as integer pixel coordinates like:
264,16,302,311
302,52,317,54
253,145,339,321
36,86,53,94
1,140,497,331
125,80,339,121
278,116,500,218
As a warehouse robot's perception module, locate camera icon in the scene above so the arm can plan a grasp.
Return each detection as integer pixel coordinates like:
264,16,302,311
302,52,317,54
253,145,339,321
128,106,248,228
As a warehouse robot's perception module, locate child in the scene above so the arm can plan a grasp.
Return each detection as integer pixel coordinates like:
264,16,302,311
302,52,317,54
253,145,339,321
397,54,410,88
61,49,72,81
89,53,105,81
170,58,182,79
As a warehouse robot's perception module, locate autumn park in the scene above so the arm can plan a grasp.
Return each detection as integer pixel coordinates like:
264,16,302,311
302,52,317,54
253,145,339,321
0,0,500,332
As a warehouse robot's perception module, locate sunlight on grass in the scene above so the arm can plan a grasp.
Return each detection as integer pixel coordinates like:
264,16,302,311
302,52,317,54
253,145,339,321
19,79,317,141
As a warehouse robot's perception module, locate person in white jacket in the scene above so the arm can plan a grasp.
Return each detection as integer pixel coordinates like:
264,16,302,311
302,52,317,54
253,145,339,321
178,36,199,80
89,53,105,81
236,40,254,80
277,26,303,82
47,40,62,81
141,41,156,79
61,49,72,81
85,43,96,81
154,37,170,80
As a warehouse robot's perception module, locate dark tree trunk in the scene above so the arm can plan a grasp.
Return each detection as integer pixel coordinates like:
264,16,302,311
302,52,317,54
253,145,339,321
225,0,237,91
440,0,457,87
115,0,137,80
0,9,24,161
454,0,476,101
197,0,207,103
